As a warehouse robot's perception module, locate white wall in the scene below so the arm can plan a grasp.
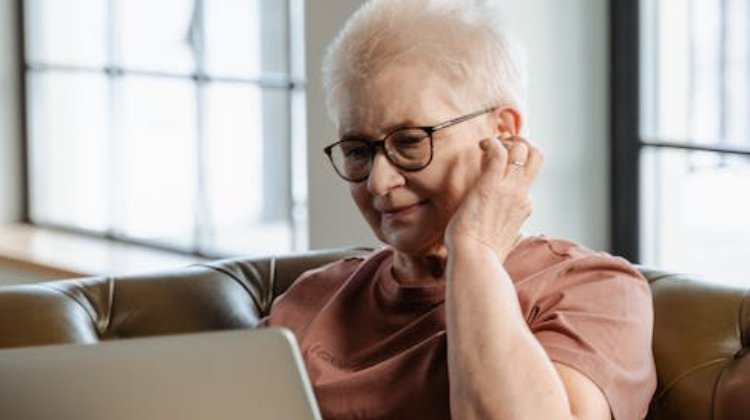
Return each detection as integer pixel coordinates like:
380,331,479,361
0,0,22,225
306,0,380,250
305,0,610,251
505,1,610,250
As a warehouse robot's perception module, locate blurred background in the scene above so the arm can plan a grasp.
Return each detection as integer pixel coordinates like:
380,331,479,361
0,0,747,285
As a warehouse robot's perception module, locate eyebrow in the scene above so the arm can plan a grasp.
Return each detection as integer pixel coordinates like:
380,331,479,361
340,120,423,142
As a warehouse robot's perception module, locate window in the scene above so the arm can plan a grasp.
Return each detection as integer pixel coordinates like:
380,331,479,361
22,0,307,257
612,0,750,284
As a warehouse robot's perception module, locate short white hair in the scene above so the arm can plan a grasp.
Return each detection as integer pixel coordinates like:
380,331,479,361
322,0,527,123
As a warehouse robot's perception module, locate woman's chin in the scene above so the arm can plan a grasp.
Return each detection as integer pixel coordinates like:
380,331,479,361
380,228,444,256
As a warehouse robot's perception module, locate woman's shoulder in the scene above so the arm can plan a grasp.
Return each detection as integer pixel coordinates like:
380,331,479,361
266,248,392,326
281,247,393,296
508,234,645,284
515,236,656,420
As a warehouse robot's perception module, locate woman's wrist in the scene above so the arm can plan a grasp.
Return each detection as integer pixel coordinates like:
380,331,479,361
446,232,523,264
446,234,499,262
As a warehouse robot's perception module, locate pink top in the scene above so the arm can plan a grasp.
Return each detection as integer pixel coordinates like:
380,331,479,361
264,235,657,419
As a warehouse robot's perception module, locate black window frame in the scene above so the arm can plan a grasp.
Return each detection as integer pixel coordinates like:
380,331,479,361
610,0,641,262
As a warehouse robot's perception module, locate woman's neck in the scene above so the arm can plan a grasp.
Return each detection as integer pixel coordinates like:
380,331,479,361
390,233,525,285
391,246,448,285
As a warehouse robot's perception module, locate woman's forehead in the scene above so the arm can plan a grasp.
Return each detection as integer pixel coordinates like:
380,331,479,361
337,64,466,135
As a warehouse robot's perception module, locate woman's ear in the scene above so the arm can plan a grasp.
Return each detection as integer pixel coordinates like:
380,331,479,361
494,107,522,139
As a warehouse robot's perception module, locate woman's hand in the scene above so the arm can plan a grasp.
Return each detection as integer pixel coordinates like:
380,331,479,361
444,135,543,262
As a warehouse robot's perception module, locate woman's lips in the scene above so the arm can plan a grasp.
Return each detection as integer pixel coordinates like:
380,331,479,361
381,200,428,221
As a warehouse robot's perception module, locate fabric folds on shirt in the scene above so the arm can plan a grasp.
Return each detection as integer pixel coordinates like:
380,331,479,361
264,235,657,420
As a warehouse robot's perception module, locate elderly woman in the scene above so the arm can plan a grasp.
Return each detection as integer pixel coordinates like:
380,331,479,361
264,0,656,419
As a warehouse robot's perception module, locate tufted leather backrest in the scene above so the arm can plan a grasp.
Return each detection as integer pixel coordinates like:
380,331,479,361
643,267,750,420
0,248,369,349
0,250,747,419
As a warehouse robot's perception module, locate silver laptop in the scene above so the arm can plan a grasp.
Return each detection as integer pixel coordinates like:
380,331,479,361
0,328,322,420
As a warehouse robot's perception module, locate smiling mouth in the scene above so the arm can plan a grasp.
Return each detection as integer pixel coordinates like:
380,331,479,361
382,200,429,218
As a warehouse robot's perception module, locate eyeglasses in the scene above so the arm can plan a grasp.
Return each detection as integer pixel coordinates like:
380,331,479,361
323,107,495,182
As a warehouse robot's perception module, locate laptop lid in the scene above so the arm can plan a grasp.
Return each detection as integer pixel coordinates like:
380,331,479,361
0,328,322,420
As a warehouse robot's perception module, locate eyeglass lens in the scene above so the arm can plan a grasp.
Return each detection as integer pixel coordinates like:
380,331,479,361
328,128,432,180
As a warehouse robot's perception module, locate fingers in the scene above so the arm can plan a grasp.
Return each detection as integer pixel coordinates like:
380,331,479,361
506,139,529,173
479,136,509,173
503,136,543,183
479,135,543,184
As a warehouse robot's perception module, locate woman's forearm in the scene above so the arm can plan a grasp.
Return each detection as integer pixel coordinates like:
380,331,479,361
445,244,573,420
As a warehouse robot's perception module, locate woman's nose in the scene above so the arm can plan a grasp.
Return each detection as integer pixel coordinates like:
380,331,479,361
366,151,404,196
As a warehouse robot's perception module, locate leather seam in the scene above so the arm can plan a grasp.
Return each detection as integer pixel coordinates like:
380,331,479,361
737,288,750,348
192,264,264,313
655,357,729,401
268,256,277,314
648,273,676,284
38,283,100,333
712,360,732,420
99,276,115,336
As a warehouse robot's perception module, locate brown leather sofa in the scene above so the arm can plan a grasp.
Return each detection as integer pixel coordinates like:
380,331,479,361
0,249,747,419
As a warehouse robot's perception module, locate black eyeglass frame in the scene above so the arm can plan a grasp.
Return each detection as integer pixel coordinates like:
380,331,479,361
323,107,496,182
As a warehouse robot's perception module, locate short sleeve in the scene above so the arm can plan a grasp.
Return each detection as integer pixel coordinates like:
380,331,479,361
526,254,657,420
264,256,366,335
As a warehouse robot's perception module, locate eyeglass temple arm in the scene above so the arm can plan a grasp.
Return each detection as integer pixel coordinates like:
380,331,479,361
431,107,496,132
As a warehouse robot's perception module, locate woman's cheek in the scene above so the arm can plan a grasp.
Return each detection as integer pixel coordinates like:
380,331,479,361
424,172,463,231
441,146,483,207
350,185,378,228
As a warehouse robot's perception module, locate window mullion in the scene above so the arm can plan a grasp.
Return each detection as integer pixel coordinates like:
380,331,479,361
18,0,30,223
289,0,308,251
192,0,210,255
106,0,120,242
